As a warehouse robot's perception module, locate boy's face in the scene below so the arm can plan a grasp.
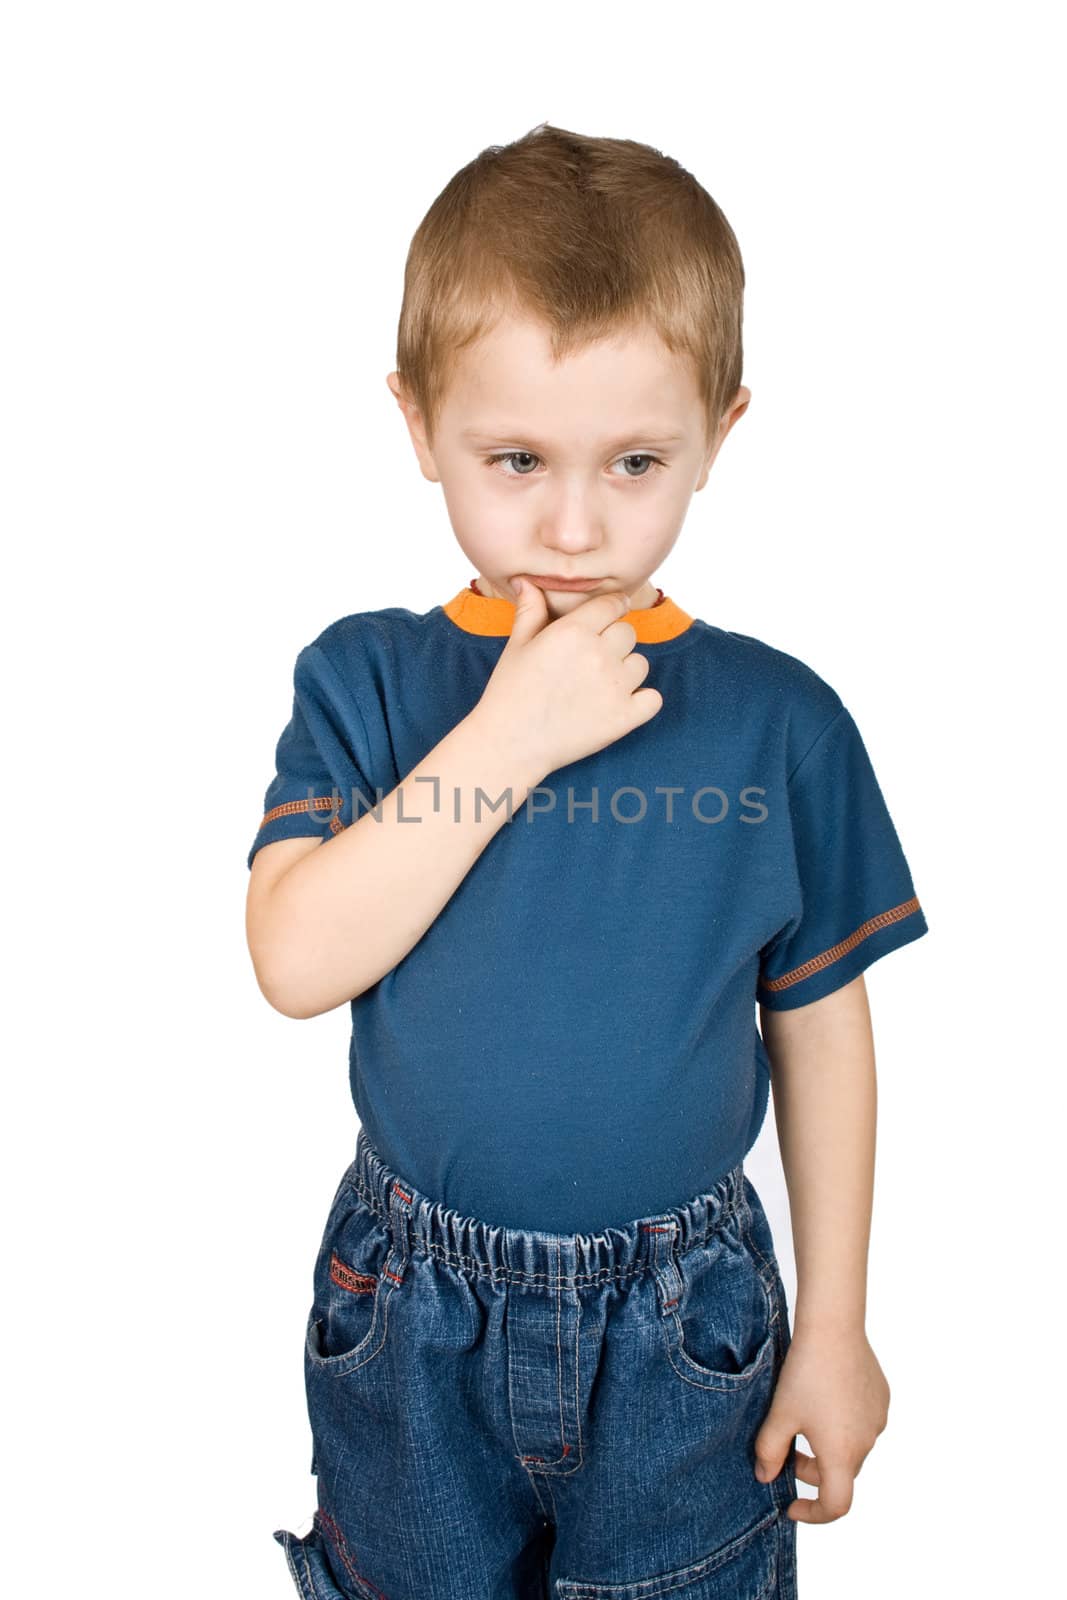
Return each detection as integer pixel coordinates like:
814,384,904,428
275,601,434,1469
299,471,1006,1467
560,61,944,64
388,311,749,617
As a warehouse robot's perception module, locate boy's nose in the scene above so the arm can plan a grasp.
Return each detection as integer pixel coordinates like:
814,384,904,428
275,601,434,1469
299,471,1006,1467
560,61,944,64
533,481,610,547
535,519,605,555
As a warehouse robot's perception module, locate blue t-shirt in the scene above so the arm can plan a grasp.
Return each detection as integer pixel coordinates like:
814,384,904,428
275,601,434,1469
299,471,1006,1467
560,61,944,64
249,583,928,1232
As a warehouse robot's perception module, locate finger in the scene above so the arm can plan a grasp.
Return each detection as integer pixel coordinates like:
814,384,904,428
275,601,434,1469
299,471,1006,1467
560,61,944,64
753,1423,796,1484
788,1462,855,1524
791,1449,820,1486
565,590,632,633
505,576,551,643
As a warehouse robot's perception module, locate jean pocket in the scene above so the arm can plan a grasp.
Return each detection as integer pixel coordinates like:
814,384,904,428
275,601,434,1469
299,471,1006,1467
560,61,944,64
274,1522,361,1599
304,1184,394,1377
556,1504,780,1598
661,1223,777,1390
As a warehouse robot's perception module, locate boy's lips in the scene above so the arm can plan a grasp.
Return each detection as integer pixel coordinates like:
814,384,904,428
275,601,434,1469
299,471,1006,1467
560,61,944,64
519,574,604,591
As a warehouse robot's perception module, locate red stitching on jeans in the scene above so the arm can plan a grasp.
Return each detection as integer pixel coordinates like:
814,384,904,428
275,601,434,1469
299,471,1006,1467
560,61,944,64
391,1183,413,1202
383,1267,403,1285
521,1443,571,1463
316,1508,390,1599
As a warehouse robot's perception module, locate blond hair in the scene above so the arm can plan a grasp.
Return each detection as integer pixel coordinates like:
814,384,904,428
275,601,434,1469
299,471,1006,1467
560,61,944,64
393,122,745,453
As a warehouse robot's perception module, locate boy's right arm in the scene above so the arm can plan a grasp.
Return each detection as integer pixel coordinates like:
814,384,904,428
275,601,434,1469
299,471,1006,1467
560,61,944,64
246,583,661,1019
246,708,545,1019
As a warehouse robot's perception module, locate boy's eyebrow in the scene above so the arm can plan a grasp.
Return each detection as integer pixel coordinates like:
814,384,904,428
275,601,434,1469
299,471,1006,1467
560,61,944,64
460,425,688,450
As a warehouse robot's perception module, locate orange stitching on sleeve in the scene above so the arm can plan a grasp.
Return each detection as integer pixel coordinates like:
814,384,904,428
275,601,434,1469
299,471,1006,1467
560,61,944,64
760,896,922,992
256,796,342,831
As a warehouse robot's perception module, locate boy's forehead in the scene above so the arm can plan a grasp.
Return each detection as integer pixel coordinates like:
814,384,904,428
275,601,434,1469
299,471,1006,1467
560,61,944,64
442,312,702,436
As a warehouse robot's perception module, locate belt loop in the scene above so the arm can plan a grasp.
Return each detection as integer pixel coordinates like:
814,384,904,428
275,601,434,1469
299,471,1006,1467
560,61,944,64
386,1178,414,1284
641,1215,684,1318
732,1164,752,1235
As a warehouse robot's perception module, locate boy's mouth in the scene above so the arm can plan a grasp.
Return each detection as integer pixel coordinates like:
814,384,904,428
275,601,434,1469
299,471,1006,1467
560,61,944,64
518,574,605,592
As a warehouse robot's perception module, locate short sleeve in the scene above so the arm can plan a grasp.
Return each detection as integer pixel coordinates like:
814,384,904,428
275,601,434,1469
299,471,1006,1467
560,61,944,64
757,706,928,1010
247,641,381,870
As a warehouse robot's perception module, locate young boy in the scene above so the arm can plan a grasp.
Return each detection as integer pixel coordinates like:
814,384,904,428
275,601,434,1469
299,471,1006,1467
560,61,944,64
246,123,928,1600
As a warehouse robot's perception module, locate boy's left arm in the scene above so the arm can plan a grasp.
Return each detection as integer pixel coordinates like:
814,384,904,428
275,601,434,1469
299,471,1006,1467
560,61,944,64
755,973,891,1524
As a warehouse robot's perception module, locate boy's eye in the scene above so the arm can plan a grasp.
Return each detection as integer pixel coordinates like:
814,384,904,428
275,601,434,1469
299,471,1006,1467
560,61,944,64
488,450,540,476
484,451,666,481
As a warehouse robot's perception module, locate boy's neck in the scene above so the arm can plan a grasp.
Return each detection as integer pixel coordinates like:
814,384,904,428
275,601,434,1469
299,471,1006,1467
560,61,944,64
445,579,694,643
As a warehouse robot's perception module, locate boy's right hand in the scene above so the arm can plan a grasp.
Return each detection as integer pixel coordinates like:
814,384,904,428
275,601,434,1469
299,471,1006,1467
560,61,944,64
471,578,664,785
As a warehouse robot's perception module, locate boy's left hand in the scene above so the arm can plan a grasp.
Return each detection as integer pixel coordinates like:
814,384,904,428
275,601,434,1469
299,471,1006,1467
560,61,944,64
752,1325,890,1522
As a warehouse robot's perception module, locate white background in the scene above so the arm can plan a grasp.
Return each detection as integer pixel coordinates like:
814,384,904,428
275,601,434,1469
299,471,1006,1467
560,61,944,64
4,2,1062,1594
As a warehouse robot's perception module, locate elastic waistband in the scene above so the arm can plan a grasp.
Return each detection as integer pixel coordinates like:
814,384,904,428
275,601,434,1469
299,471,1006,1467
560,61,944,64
343,1127,751,1289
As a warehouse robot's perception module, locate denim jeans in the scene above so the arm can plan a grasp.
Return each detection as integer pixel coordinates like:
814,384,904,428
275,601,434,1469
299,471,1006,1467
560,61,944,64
274,1128,798,1599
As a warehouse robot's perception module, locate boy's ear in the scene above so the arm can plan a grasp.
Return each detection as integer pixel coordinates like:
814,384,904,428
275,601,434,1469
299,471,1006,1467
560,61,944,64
386,371,440,484
694,385,751,492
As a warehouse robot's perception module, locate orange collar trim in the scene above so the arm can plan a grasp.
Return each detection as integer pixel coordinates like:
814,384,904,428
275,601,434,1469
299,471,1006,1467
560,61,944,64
442,583,695,642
